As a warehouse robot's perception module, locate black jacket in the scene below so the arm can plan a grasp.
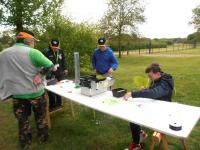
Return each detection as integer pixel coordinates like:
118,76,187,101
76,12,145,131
132,73,174,102
43,47,66,81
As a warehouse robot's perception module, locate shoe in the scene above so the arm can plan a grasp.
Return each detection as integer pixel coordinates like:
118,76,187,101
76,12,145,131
20,133,32,149
125,143,142,150
20,143,31,149
55,105,64,110
49,107,55,112
139,130,148,143
38,134,49,144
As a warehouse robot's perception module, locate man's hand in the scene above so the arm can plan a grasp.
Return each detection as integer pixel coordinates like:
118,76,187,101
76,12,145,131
93,69,97,75
64,69,68,76
33,73,43,85
124,92,132,101
108,68,113,74
53,64,59,72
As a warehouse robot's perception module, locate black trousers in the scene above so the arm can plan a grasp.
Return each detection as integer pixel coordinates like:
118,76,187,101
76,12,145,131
130,122,141,144
48,91,62,109
48,75,63,109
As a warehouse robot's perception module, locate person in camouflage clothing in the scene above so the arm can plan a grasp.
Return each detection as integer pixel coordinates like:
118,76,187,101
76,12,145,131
0,31,55,149
13,95,48,147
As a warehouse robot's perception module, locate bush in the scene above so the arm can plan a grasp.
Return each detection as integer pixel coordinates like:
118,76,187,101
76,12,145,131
34,15,98,75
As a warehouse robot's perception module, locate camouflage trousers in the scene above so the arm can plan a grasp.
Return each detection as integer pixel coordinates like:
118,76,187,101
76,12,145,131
13,94,48,148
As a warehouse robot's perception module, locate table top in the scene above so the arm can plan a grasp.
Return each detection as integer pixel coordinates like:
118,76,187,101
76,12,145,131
45,80,200,139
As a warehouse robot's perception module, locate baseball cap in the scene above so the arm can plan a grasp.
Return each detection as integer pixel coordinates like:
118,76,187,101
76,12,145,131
98,37,106,46
50,39,60,48
17,31,39,41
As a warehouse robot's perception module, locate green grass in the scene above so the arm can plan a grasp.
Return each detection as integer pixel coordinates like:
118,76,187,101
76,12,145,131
0,49,200,150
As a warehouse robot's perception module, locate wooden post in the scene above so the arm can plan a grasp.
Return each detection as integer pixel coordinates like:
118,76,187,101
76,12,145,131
150,139,156,150
150,131,162,150
70,101,75,117
181,139,188,150
161,134,169,150
45,93,51,129
46,105,51,129
127,49,129,56
138,40,141,55
93,110,96,120
149,40,152,54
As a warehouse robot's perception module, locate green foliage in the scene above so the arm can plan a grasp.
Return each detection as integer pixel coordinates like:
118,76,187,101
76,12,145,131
34,14,98,75
187,32,200,43
190,5,200,30
0,44,2,52
0,1,98,75
100,0,145,35
99,0,145,57
0,30,15,51
0,0,64,33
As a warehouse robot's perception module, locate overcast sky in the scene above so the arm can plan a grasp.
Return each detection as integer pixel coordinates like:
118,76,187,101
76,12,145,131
63,0,200,38
1,0,199,38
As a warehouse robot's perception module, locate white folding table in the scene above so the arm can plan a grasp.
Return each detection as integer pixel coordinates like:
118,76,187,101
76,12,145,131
45,80,200,150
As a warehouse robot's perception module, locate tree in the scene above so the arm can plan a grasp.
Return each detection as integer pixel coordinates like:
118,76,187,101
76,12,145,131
187,32,200,48
190,5,200,47
34,13,98,74
0,0,64,33
99,0,145,58
0,30,15,51
190,5,200,30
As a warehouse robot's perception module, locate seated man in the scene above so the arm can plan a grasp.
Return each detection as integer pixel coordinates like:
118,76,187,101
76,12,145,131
124,63,174,150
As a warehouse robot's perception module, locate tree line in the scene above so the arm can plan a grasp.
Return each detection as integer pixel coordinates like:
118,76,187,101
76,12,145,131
0,0,200,74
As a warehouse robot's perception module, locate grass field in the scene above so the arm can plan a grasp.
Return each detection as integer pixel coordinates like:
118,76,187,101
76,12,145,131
0,48,200,150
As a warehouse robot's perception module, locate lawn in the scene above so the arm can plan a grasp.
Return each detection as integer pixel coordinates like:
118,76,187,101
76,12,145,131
0,48,200,150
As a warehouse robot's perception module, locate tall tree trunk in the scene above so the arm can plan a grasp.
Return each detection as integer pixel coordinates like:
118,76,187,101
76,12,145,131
118,31,122,58
15,0,23,33
148,39,151,54
16,21,23,33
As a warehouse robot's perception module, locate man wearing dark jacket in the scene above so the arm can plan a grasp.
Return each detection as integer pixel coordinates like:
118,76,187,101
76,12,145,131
124,63,174,150
43,39,68,111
